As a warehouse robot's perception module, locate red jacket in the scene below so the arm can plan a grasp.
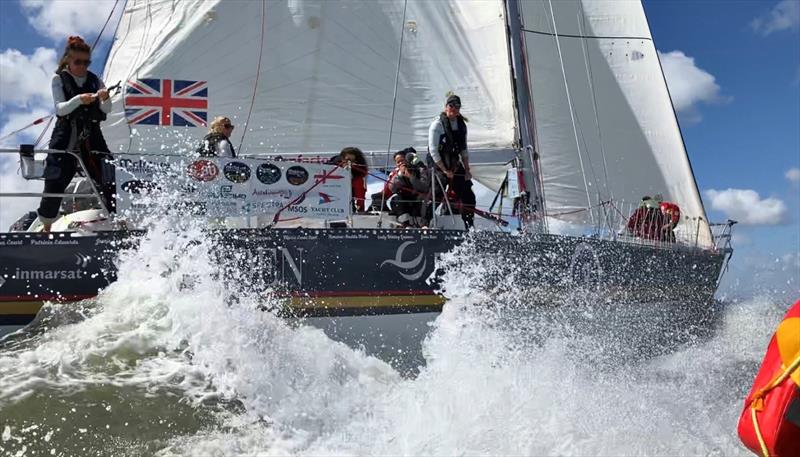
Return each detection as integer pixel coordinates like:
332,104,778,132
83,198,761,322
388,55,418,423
351,163,367,212
626,207,664,240
660,201,681,226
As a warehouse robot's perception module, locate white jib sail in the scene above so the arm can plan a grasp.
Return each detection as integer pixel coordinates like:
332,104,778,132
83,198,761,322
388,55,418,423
520,0,712,246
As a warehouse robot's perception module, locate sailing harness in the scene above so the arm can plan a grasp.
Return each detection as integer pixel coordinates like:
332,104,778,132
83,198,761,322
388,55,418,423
435,113,468,171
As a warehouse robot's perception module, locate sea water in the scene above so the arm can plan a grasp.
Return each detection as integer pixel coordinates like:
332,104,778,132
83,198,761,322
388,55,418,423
0,217,794,456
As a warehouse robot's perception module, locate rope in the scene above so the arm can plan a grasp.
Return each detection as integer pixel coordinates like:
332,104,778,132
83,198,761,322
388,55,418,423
367,170,509,226
91,0,121,50
576,2,611,201
747,352,800,457
0,1,121,146
271,164,343,225
0,116,54,144
546,0,594,220
34,116,54,147
378,0,409,229
238,0,267,152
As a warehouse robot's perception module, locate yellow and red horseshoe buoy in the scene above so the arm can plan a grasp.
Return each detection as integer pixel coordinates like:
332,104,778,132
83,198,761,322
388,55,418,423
738,299,800,456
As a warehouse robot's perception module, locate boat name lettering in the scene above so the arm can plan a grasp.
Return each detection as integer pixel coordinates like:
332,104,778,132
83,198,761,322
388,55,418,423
253,247,304,286
328,234,369,240
0,239,24,246
14,268,84,280
30,239,80,246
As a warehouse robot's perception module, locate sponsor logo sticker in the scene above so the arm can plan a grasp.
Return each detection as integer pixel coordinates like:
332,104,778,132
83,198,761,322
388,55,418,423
223,161,252,183
318,192,339,205
256,163,282,185
286,166,309,186
187,159,219,182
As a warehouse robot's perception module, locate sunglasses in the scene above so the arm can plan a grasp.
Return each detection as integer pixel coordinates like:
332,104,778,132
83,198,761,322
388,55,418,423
223,124,234,129
447,102,461,109
73,59,91,67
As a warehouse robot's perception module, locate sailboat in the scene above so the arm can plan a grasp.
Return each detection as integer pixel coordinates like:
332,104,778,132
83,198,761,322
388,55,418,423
0,0,733,331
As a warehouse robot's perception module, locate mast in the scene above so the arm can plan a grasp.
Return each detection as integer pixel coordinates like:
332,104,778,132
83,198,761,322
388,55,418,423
504,0,546,233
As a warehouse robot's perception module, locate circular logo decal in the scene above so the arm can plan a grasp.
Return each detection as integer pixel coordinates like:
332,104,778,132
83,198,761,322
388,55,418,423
223,161,251,184
256,163,282,185
286,166,309,186
187,160,219,182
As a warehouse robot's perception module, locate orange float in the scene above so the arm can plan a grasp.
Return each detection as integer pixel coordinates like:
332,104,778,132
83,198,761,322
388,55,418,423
737,299,800,456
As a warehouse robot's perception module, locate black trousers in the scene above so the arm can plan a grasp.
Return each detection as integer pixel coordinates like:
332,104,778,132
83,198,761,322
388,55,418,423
433,163,475,229
37,152,115,223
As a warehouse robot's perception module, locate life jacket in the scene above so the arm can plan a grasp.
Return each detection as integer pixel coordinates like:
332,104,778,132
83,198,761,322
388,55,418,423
626,206,663,240
738,299,800,457
436,113,467,170
197,132,236,157
660,201,681,226
49,70,109,152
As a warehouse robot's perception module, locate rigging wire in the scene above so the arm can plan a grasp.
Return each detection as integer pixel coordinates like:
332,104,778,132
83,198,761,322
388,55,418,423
91,0,121,50
546,0,595,223
239,0,267,152
0,0,122,146
576,2,612,203
377,0,409,228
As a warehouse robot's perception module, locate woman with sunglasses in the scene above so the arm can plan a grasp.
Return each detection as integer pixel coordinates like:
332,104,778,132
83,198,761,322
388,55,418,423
38,35,113,232
197,116,237,158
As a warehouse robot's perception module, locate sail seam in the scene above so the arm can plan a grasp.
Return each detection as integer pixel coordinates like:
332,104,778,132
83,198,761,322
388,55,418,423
522,28,652,41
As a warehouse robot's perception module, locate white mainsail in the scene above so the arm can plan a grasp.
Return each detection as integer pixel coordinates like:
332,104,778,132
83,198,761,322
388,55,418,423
101,0,515,158
98,0,713,246
519,0,712,245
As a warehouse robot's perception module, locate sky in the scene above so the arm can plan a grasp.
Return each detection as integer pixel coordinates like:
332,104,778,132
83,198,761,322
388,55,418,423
0,0,798,297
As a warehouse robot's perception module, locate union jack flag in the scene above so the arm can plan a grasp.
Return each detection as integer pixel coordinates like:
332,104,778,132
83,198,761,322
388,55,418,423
125,79,208,127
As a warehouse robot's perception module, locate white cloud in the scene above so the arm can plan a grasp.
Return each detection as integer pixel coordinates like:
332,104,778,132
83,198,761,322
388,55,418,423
705,188,787,225
786,167,800,184
0,107,53,230
20,0,121,42
0,47,57,109
659,50,724,122
751,0,800,36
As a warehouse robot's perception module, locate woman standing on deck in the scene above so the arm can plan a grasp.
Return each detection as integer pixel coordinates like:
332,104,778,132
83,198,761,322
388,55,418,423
37,36,113,232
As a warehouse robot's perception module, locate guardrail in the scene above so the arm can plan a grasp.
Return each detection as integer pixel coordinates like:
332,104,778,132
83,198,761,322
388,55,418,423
0,147,109,214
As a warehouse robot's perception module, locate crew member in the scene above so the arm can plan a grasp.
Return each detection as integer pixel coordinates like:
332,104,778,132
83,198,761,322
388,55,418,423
197,116,236,157
330,146,368,212
659,198,681,243
427,93,476,229
626,196,663,240
38,35,113,232
388,148,430,228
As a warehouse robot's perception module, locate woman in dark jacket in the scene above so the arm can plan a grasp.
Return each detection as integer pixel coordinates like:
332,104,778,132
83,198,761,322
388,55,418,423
38,36,113,232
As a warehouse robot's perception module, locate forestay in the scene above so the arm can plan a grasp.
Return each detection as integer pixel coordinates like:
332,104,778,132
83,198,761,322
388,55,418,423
519,0,712,246
101,0,515,159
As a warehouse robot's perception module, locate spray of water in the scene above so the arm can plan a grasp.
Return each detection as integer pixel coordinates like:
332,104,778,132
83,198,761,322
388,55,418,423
0,159,792,456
